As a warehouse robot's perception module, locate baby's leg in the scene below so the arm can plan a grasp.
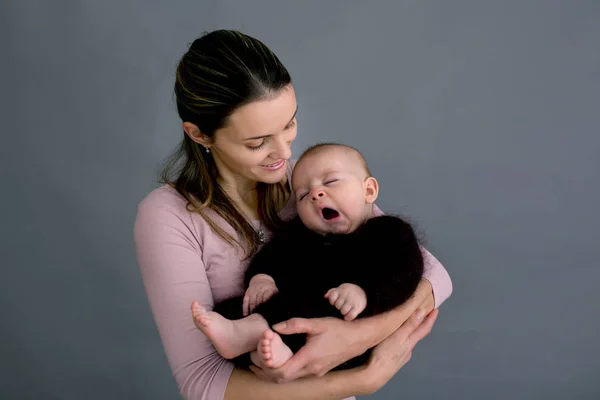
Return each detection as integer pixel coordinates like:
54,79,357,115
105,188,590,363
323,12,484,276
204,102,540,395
191,301,268,359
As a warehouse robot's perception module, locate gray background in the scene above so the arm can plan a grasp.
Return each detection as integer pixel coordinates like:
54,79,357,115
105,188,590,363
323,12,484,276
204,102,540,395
2,1,599,399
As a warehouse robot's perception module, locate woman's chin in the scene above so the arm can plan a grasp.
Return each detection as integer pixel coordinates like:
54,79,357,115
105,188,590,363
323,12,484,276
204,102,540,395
256,168,287,184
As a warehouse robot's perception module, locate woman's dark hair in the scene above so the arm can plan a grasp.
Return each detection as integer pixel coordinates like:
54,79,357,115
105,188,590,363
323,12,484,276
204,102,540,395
160,30,292,258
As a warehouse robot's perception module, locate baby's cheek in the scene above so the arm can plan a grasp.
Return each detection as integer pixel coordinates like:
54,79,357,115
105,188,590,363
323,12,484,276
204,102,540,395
297,207,310,222
298,208,317,229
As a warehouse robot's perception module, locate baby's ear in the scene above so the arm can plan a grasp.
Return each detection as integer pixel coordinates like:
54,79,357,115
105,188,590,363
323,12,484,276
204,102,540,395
364,177,379,204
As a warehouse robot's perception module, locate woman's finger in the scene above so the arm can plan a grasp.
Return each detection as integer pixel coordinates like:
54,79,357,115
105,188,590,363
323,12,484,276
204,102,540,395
272,317,321,335
394,308,428,338
408,309,438,345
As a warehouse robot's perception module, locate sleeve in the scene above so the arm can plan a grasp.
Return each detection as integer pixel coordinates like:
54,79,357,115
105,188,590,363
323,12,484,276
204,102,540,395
134,198,233,400
372,205,453,309
421,247,452,309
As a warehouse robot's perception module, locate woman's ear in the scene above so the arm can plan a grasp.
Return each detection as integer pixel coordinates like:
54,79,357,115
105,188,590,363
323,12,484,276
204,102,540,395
364,177,379,204
183,122,211,147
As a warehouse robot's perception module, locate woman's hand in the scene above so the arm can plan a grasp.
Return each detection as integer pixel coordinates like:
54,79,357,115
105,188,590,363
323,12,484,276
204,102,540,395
249,308,439,397
248,279,438,384
361,308,439,395
248,316,366,383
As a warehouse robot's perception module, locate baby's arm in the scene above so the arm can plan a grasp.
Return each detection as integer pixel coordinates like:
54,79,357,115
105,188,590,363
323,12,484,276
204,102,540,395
243,273,279,316
242,238,287,317
243,241,285,317
325,283,367,321
349,216,425,316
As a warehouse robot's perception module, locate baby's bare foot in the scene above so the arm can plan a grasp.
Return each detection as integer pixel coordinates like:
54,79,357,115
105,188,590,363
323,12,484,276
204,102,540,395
191,301,212,329
258,329,293,369
191,301,254,359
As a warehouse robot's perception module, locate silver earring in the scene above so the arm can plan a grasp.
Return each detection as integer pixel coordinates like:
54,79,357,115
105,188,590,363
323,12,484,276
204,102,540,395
204,146,210,153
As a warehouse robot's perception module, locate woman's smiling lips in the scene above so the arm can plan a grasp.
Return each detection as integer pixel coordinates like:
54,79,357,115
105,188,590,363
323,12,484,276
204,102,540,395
261,159,285,171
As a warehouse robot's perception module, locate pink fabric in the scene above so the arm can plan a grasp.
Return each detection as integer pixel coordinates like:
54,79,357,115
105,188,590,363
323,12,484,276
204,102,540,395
134,161,453,400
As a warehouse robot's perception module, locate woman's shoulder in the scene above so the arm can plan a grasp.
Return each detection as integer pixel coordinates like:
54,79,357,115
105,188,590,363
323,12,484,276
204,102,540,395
135,184,219,236
136,184,194,225
138,184,187,213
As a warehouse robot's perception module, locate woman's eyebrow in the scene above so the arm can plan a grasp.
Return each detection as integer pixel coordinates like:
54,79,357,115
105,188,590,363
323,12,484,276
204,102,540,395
243,134,270,141
243,105,298,141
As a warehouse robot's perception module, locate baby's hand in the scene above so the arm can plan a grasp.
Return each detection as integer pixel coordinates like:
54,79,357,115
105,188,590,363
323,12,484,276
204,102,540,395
325,283,367,321
243,274,279,316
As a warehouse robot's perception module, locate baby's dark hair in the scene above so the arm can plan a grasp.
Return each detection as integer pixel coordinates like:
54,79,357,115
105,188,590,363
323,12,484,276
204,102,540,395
293,142,372,179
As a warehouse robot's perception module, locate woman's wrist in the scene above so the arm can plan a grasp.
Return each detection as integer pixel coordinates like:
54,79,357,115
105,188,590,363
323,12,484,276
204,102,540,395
352,310,396,349
327,367,373,398
351,305,408,350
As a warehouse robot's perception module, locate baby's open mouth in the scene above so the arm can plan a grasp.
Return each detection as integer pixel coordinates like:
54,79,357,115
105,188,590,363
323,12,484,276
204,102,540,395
321,207,340,220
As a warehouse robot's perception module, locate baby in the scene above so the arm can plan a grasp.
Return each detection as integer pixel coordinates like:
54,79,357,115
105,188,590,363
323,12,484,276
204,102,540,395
191,143,425,371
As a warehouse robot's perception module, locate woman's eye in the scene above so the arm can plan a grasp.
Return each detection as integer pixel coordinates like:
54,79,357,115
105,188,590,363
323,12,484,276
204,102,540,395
246,139,267,151
284,119,297,130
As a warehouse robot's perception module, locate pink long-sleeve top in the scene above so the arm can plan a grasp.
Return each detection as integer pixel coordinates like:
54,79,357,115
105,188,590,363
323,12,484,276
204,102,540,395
134,161,453,400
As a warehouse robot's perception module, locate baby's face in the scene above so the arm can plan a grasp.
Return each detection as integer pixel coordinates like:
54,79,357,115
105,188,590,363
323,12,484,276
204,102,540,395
292,149,377,235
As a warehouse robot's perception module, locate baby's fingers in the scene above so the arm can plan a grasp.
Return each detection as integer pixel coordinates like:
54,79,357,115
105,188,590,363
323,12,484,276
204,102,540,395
326,289,340,305
248,294,259,314
243,295,250,316
344,307,361,321
340,302,353,316
259,290,270,305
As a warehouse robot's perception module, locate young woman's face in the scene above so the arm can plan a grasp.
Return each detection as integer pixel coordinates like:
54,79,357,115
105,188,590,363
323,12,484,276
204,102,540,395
210,85,298,187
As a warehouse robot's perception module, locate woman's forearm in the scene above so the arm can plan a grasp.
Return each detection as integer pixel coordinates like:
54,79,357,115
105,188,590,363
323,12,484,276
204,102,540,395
354,279,434,349
224,367,367,400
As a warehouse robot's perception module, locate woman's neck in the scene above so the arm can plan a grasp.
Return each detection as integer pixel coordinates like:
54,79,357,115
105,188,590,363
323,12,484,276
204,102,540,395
216,164,291,222
218,174,260,220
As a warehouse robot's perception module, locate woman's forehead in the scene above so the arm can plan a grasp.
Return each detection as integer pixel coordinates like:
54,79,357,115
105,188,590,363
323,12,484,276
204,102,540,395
223,86,297,140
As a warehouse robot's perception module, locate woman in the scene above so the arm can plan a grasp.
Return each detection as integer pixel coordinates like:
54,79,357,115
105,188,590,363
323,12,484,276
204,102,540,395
134,29,452,400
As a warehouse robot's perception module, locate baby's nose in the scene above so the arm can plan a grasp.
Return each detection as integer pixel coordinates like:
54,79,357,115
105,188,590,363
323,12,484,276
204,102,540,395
311,191,325,201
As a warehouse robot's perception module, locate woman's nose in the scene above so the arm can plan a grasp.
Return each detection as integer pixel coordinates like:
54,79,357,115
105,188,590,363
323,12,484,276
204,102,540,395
271,137,291,160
